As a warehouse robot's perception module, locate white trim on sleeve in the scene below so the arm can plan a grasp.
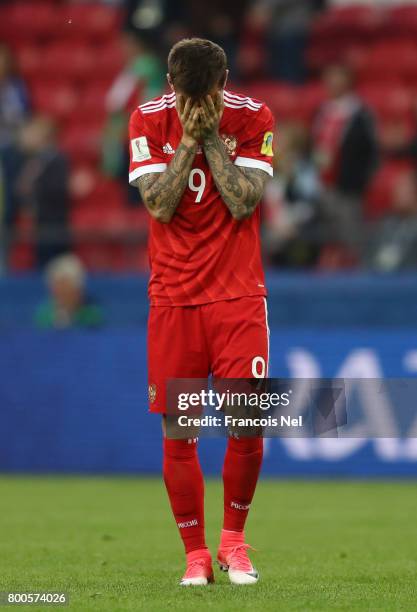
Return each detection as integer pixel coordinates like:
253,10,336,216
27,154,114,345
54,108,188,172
129,163,167,185
234,156,273,177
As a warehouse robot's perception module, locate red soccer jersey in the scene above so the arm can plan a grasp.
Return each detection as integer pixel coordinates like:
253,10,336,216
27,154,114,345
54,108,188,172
128,90,275,306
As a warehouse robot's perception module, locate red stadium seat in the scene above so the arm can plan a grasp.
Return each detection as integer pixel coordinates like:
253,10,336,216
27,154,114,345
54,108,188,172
365,161,414,221
244,83,302,121
297,83,326,121
360,85,414,122
15,45,43,82
311,5,382,40
31,81,79,120
0,2,58,43
60,121,104,164
38,42,96,81
79,179,125,211
71,81,109,124
58,4,123,41
385,5,417,36
89,42,125,80
8,211,35,272
356,43,417,82
245,82,326,123
71,203,147,272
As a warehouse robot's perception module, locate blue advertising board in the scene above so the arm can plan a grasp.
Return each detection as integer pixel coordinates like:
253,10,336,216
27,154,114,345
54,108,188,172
1,326,417,476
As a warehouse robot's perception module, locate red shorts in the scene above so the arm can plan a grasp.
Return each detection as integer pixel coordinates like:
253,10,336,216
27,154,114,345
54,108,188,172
147,296,269,413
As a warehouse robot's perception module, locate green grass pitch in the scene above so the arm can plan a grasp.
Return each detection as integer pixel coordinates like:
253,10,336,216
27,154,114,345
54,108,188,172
0,477,416,611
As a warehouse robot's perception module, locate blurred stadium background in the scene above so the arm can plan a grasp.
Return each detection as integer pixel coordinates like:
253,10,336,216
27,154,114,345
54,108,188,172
1,0,417,478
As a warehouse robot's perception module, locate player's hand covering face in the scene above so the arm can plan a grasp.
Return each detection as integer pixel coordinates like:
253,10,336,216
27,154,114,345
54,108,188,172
177,95,202,145
199,93,224,140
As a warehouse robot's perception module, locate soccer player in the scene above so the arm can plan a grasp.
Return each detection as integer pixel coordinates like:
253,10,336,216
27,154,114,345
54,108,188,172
128,38,274,586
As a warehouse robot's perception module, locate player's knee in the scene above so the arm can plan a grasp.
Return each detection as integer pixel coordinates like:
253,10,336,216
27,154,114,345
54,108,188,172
163,437,199,461
227,436,263,456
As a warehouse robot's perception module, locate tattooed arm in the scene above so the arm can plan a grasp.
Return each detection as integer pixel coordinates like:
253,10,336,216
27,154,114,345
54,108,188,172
203,132,269,220
137,98,201,223
137,140,197,223
200,95,270,221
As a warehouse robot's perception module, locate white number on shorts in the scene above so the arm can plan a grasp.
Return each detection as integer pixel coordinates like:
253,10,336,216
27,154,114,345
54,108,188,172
188,168,205,203
252,356,266,378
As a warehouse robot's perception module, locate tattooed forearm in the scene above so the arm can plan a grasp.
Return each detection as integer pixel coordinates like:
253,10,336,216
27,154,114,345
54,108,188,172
203,134,269,220
137,140,197,223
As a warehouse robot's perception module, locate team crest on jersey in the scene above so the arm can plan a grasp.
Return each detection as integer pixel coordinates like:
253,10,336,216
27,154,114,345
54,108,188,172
148,383,157,403
221,134,237,156
261,131,274,156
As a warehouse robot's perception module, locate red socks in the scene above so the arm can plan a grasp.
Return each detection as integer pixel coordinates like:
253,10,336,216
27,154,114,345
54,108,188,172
163,438,206,553
163,436,263,554
222,437,263,532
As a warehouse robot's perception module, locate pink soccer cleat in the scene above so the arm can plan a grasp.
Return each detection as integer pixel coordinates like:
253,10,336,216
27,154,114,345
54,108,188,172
180,548,214,586
217,531,259,585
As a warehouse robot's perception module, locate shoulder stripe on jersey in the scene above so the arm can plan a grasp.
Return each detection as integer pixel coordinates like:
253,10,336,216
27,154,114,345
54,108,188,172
224,90,262,104
139,93,176,111
224,99,262,112
224,101,262,112
139,97,175,112
224,91,262,109
224,98,261,109
224,96,262,111
139,97,167,110
141,101,176,114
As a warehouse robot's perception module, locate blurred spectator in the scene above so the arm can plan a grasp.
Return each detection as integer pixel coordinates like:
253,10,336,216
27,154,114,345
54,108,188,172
364,171,417,272
312,64,378,253
0,44,30,271
181,1,249,75
263,122,321,267
35,254,103,329
249,0,326,83
385,98,417,170
10,116,70,268
102,29,165,195
0,44,29,147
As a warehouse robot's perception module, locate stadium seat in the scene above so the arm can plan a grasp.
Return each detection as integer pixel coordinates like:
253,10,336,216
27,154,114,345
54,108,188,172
72,204,147,272
311,5,382,40
360,85,414,122
58,4,123,41
385,4,417,36
89,42,125,80
365,161,414,221
38,42,96,81
15,45,43,82
60,121,104,164
297,83,326,121
30,81,79,120
0,1,58,43
70,81,109,124
8,211,35,272
356,43,417,82
78,179,125,211
244,83,303,121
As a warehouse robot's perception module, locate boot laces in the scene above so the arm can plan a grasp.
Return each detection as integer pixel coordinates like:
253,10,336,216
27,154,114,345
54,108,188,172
184,558,208,578
228,543,255,572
